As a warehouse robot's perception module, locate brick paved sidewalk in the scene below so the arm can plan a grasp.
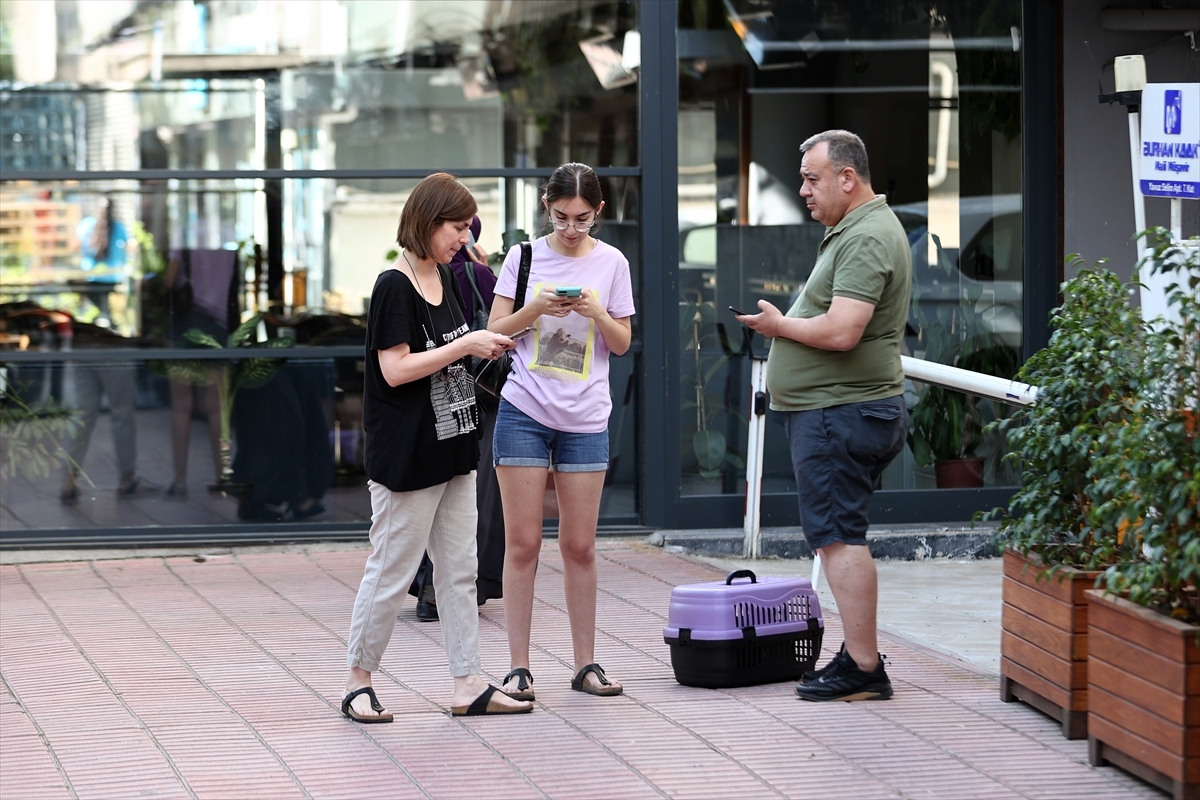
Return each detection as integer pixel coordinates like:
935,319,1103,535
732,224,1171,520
1,540,1158,799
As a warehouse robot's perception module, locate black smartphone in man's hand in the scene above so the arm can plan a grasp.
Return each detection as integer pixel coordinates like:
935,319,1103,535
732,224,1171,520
728,305,750,316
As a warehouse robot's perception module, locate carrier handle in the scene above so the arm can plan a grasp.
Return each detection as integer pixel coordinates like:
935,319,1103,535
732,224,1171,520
725,569,758,585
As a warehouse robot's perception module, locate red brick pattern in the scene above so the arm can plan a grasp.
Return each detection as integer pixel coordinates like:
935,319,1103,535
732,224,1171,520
0,541,1158,799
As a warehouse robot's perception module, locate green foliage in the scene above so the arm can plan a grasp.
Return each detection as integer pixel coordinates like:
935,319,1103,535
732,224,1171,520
1087,232,1200,624
149,312,293,483
130,222,164,275
909,343,1019,466
178,312,294,397
985,259,1145,569
0,386,84,483
680,301,746,482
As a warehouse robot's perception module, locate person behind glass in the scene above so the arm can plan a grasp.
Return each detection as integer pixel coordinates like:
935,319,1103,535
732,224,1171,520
342,173,532,723
736,130,911,702
488,163,636,700
62,196,146,502
408,215,506,621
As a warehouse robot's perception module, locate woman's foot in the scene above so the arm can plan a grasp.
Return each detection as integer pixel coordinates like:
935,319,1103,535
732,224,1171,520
571,663,623,696
342,684,393,723
344,667,392,723
453,674,532,713
501,667,535,701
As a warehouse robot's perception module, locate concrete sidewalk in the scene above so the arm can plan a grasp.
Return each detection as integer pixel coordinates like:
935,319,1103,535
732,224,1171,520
0,540,1159,799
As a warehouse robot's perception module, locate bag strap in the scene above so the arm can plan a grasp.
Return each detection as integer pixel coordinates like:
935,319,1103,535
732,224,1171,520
436,263,468,331
462,258,487,320
513,242,532,313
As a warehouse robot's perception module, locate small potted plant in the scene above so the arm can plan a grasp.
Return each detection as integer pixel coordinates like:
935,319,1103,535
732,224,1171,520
1082,230,1198,797
908,258,1019,488
907,341,1018,487
985,257,1143,739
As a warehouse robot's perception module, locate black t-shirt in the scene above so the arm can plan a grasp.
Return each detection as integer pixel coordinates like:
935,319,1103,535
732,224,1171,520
363,265,480,492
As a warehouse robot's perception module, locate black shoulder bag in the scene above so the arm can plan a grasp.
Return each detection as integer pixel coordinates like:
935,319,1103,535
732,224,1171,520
461,260,492,334
470,243,531,399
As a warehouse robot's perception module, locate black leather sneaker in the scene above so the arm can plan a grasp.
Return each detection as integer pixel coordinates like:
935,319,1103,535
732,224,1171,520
794,650,892,702
415,599,439,622
803,642,849,682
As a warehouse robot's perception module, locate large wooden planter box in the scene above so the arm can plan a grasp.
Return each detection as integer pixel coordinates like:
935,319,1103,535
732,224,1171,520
1000,548,1099,739
1086,590,1200,800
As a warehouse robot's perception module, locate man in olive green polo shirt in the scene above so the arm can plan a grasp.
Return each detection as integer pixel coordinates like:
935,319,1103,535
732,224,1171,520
736,130,911,702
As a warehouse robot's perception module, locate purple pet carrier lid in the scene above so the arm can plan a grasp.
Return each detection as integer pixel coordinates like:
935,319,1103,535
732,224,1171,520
662,569,823,641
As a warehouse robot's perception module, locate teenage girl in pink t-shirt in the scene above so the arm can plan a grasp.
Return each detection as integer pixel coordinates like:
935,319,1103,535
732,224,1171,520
488,162,636,699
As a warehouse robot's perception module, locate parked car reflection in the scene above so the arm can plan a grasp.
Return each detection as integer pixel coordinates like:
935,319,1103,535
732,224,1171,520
893,194,1023,352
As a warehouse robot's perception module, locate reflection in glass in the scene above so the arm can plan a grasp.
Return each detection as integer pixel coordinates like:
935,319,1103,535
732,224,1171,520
678,0,1023,496
2,177,640,340
0,354,367,528
3,1,639,173
1,0,644,531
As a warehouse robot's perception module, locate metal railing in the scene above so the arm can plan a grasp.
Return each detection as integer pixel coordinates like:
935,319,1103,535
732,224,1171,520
743,356,1038,561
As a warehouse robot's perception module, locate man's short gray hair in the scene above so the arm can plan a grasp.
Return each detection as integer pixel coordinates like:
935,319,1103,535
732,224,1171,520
800,130,871,182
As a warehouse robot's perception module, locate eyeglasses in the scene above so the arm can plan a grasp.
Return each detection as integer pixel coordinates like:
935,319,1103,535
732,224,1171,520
550,217,596,232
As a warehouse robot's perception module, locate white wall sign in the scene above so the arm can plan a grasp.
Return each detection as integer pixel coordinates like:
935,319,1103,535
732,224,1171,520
1139,83,1199,199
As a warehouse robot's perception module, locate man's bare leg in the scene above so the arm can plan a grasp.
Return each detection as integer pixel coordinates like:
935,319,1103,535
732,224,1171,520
818,542,879,671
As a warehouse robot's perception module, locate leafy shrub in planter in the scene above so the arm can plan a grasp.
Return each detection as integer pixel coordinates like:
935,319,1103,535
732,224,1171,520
984,258,1144,569
1089,231,1199,625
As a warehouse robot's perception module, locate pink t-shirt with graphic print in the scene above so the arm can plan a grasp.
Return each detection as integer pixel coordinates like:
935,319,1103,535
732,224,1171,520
494,237,636,433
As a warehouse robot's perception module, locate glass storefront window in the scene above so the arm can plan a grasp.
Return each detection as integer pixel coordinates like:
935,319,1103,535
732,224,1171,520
2,1,643,535
677,0,1023,497
1,2,639,174
0,354,370,528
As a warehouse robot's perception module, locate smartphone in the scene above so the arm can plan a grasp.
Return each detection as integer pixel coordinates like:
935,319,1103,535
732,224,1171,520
555,286,582,297
728,305,750,316
510,326,535,341
467,228,477,248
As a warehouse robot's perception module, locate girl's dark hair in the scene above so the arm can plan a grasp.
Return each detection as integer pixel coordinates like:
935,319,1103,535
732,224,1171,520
542,162,604,233
396,173,477,260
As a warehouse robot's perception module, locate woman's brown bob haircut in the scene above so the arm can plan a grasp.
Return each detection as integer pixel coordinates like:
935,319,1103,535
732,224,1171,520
396,173,478,261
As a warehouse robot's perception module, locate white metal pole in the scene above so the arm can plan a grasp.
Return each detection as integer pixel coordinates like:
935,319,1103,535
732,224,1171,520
732,354,1039,588
1171,198,1183,242
901,355,1038,406
1129,111,1148,257
742,358,768,559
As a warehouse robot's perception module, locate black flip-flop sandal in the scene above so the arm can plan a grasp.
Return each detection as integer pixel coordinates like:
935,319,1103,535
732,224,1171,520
341,686,394,723
571,663,623,696
451,685,534,716
501,668,536,701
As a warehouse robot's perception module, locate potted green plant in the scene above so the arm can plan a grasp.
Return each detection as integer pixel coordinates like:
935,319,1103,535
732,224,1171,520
907,342,1019,487
908,239,1020,488
0,383,84,525
155,312,292,513
1082,230,1198,797
985,258,1143,739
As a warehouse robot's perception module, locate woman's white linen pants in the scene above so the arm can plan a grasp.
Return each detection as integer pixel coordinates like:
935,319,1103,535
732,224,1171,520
347,475,481,677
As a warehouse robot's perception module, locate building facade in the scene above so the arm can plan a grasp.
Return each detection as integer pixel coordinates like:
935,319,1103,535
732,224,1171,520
1,0,1197,545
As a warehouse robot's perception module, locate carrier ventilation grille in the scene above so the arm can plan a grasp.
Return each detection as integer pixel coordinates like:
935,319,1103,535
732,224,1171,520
732,595,812,628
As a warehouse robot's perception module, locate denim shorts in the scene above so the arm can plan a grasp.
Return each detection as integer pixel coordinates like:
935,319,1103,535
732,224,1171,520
493,400,609,472
783,396,908,551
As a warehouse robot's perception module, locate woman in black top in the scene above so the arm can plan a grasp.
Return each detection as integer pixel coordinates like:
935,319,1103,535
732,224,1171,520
342,173,531,722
